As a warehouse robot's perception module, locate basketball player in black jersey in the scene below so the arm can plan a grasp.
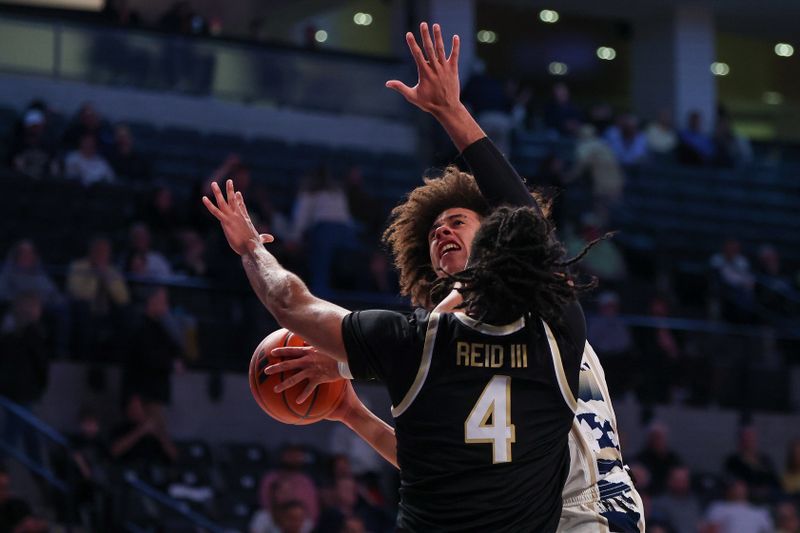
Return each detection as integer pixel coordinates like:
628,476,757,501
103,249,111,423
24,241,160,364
204,173,592,531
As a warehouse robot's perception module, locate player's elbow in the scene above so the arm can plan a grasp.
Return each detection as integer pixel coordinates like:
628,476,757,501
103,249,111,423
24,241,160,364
268,274,312,327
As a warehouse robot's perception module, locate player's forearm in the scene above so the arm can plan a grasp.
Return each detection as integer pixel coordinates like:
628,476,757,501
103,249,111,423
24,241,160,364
241,246,348,360
342,404,398,469
432,103,486,153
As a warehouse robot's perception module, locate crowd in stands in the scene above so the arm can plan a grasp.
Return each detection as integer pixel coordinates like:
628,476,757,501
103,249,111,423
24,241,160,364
1,81,800,531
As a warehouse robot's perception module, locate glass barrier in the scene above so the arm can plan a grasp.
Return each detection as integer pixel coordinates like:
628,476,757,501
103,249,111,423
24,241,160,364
0,12,412,119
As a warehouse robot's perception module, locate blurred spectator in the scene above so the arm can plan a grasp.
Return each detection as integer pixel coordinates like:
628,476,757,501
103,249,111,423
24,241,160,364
102,0,142,26
678,111,715,165
605,113,648,168
587,291,635,397
784,439,800,496
251,478,314,533
0,466,48,533
635,422,683,495
755,245,797,317
174,230,210,278
0,292,48,464
344,166,384,241
341,516,366,533
645,109,678,155
259,444,320,526
652,466,702,533
776,502,800,533
713,116,752,168
9,109,58,179
64,133,116,186
62,102,114,153
273,500,311,533
330,404,384,479
0,240,64,308
110,394,178,465
109,124,151,181
637,296,685,406
567,125,625,221
544,82,582,137
144,186,183,253
316,476,388,533
565,214,627,284
67,236,130,314
122,223,173,280
710,239,756,323
365,251,397,294
67,236,130,360
122,286,185,407
588,102,614,137
724,426,781,502
705,479,773,533
290,167,358,294
462,61,514,154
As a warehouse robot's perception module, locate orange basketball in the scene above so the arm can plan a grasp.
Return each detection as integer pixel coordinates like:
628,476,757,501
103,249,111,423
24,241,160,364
249,328,347,425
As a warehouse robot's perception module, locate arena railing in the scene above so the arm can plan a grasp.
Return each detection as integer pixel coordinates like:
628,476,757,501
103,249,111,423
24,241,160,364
0,396,227,533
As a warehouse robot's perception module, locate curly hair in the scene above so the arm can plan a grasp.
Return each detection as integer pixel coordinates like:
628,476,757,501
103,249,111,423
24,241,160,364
432,206,600,325
383,166,551,308
382,166,491,308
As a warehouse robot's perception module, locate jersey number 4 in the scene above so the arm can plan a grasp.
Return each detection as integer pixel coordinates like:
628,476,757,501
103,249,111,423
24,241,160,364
464,375,516,463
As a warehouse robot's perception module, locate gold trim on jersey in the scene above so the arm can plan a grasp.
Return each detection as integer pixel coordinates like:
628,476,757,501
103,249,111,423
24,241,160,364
391,312,440,418
542,320,578,412
452,313,526,335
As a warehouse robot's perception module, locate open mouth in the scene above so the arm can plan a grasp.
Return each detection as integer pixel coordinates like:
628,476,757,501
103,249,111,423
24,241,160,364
439,242,461,259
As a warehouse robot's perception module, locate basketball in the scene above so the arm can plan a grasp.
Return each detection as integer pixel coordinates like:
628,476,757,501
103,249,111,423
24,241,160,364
248,328,347,425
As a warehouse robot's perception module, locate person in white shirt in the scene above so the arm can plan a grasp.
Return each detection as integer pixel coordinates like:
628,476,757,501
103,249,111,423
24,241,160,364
64,133,115,185
705,479,773,533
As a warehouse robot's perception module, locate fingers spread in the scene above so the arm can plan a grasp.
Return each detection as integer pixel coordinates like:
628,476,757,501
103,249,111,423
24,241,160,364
433,23,447,63
260,234,275,244
211,181,227,213
202,196,224,220
419,22,437,67
385,80,415,101
405,31,428,74
449,34,460,66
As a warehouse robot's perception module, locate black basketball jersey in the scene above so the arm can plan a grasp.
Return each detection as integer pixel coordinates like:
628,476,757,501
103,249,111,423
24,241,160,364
342,306,583,533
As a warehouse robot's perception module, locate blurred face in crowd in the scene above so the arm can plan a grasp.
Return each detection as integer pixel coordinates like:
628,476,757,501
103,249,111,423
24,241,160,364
428,208,482,277
666,466,691,496
14,240,38,270
334,477,358,510
650,298,669,318
657,109,673,129
115,125,133,154
647,424,669,454
722,239,741,260
553,82,570,104
89,238,112,269
727,479,748,502
146,287,169,318
776,502,799,533
130,225,152,253
126,395,147,424
332,454,352,479
758,246,780,276
280,446,307,471
598,294,620,317
79,103,100,129
154,188,173,213
275,502,306,533
79,134,98,158
14,292,43,326
342,517,366,533
79,414,100,440
739,427,758,454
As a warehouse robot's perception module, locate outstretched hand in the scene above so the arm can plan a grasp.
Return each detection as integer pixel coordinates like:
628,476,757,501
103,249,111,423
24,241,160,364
202,180,274,256
386,22,461,117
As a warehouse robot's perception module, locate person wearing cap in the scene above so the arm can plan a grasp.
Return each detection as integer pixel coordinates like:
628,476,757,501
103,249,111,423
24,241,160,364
10,109,58,179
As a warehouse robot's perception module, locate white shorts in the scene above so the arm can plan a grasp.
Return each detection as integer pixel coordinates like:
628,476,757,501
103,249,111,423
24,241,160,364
559,472,645,533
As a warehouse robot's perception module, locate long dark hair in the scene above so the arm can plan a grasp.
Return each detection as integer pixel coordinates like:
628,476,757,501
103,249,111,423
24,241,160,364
433,206,603,325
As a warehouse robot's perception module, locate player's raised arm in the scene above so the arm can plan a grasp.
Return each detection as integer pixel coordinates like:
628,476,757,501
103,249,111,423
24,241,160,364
202,180,349,361
387,22,538,212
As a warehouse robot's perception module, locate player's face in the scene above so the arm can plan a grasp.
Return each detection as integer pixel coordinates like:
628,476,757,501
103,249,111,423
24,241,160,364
428,208,482,276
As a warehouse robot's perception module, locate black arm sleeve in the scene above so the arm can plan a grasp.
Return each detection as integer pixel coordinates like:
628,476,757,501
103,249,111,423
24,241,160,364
459,137,541,214
341,309,428,405
560,300,586,399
